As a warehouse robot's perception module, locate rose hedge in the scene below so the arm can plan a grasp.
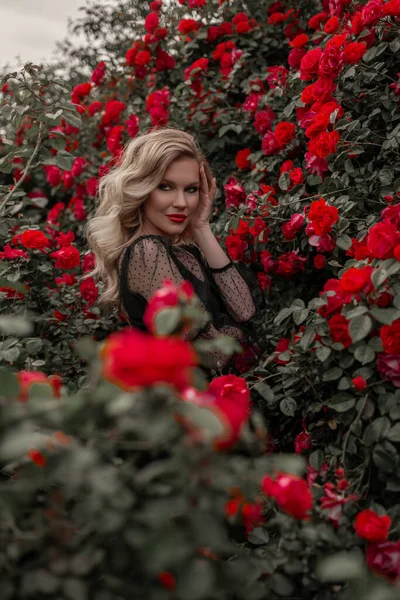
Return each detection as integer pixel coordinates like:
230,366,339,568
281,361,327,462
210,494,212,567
1,0,400,595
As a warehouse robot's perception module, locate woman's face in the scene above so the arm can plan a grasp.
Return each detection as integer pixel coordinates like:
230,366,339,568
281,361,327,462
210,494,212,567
141,157,200,238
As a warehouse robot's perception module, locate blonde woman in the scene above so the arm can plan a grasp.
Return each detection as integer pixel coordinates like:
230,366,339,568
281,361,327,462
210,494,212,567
86,127,263,374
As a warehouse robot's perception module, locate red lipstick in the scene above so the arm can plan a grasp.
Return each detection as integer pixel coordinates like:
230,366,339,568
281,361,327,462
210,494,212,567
167,214,187,223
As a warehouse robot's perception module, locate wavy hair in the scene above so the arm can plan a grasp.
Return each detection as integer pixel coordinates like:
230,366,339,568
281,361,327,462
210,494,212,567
84,127,213,310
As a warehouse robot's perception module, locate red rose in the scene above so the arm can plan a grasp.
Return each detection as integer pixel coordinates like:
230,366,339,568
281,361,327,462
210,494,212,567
311,77,337,102
383,0,400,16
288,48,306,70
20,230,50,250
338,266,373,294
236,21,251,34
178,18,201,34
80,277,99,306
144,279,194,336
356,509,391,542
17,370,62,402
343,41,367,64
305,112,331,138
88,101,102,116
135,50,152,66
289,33,309,48
352,376,367,391
300,47,323,81
328,314,352,348
313,254,326,269
377,353,400,387
282,213,305,240
145,12,159,33
44,165,62,187
101,328,197,392
262,131,280,155
158,572,176,591
367,222,398,259
380,319,400,354
262,473,313,520
226,234,247,261
308,12,329,29
308,130,340,158
324,16,339,33
308,198,339,235
318,46,343,79
294,430,312,453
274,337,290,364
274,121,296,147
183,374,251,451
27,449,46,467
276,251,306,277
254,108,275,134
361,0,383,25
50,246,81,270
236,148,252,170
257,272,272,291
366,541,400,582
224,180,246,208
347,236,371,261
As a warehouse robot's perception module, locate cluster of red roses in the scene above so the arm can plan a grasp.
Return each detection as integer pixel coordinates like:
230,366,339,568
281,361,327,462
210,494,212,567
0,225,98,321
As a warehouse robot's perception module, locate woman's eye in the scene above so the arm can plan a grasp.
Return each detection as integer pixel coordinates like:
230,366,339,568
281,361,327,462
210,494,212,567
187,187,199,194
158,184,170,191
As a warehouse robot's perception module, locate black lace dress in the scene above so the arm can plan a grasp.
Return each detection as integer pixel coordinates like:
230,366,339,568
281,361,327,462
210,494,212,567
118,234,265,376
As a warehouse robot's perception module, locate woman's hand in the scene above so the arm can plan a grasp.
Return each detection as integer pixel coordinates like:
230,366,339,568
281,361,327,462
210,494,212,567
189,163,217,232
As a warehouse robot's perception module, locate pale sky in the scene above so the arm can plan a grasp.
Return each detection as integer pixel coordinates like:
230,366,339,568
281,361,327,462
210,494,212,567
0,0,90,70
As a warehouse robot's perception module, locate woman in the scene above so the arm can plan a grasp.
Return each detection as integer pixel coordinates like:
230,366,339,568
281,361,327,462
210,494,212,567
86,128,264,375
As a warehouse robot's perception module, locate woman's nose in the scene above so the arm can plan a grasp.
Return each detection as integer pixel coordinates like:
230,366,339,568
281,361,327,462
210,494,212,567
172,190,187,207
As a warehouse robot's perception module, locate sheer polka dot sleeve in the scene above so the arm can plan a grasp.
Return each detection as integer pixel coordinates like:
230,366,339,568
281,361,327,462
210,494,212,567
207,261,257,322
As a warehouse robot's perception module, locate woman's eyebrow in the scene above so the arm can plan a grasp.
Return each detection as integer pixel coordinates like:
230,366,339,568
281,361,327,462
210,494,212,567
162,178,200,186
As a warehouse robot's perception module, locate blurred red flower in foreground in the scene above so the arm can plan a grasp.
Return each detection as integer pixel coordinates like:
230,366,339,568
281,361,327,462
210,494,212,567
100,328,198,392
261,472,313,519
354,509,391,542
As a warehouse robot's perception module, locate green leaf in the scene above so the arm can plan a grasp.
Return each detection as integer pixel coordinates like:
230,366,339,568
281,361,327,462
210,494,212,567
329,393,356,413
154,307,181,335
293,308,309,325
378,168,393,186
280,397,297,417
0,368,19,399
349,314,373,344
273,307,294,326
175,559,216,600
278,171,290,191
323,367,343,381
309,449,324,470
336,234,352,250
371,268,388,288
354,345,375,364
254,382,275,403
317,553,365,582
370,307,400,325
387,423,400,443
373,441,398,474
316,345,331,362
299,327,315,350
247,527,270,545
363,417,391,446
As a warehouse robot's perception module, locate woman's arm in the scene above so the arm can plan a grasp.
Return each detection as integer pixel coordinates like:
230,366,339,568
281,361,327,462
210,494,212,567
192,226,256,322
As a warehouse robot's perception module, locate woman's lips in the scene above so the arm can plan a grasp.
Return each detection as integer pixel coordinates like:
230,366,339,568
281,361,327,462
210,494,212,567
167,215,187,223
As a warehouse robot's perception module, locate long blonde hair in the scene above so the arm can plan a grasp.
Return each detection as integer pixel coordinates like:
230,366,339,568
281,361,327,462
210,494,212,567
85,127,213,309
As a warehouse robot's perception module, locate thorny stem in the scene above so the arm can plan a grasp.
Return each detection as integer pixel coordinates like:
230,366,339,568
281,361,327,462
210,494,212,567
341,393,368,475
0,121,45,216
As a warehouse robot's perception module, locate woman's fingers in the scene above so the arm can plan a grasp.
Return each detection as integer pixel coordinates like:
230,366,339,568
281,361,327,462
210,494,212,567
200,163,209,196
